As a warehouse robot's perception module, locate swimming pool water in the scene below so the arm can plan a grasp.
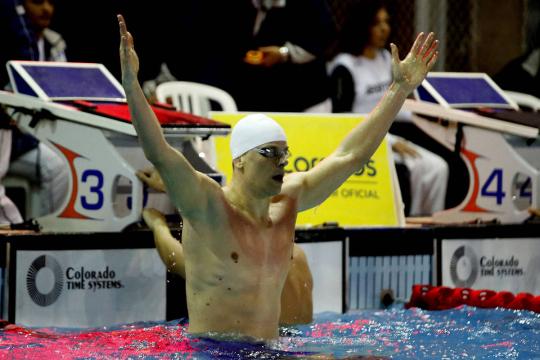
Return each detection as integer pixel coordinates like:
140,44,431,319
0,305,539,359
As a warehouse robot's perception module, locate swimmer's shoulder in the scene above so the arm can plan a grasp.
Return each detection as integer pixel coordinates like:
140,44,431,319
281,172,305,195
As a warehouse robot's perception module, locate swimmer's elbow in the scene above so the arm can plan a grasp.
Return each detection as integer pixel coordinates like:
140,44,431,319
145,143,177,167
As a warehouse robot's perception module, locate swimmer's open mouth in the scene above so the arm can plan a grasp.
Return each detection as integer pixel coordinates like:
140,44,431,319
272,174,284,182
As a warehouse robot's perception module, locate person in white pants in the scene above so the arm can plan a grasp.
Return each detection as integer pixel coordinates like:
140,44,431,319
0,129,23,225
8,141,69,216
388,134,448,215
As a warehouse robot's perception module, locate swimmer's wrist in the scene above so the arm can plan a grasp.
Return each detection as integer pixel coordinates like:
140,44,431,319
122,74,139,87
388,81,412,97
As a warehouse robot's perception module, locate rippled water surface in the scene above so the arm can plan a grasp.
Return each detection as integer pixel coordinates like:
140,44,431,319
1,306,539,359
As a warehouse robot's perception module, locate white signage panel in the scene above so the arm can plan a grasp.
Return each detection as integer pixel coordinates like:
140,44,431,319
15,249,165,327
442,238,540,294
300,241,343,313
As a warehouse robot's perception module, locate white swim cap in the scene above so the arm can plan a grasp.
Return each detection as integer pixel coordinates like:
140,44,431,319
230,114,287,159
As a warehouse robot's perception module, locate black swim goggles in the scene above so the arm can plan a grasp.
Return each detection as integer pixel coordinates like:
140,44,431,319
254,146,291,163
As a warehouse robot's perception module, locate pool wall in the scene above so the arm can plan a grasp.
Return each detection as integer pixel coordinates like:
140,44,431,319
0,222,539,328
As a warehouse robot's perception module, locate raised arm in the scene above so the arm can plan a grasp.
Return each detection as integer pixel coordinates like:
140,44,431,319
290,32,438,211
118,15,218,217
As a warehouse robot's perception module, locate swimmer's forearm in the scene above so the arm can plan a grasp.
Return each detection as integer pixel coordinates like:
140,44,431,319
295,83,409,211
124,80,215,215
337,81,408,162
153,224,185,277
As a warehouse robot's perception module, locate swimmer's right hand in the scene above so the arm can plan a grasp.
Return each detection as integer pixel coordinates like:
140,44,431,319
117,14,140,84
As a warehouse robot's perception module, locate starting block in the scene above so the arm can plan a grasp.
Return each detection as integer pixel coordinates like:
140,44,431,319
405,72,540,224
1,61,229,232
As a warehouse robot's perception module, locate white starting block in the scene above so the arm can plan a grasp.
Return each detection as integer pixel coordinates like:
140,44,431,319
1,61,229,232
404,72,540,224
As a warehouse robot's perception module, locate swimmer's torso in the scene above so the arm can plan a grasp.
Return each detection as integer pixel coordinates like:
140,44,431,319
182,190,298,340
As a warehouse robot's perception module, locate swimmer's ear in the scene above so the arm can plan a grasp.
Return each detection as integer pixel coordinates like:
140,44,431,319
233,157,244,170
237,157,245,169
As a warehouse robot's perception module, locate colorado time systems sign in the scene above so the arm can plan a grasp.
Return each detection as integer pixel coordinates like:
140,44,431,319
442,239,540,293
26,255,125,307
16,249,165,327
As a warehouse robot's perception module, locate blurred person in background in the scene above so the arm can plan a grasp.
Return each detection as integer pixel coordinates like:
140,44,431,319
494,0,540,99
1,0,35,225
141,0,335,113
2,0,69,221
328,0,448,216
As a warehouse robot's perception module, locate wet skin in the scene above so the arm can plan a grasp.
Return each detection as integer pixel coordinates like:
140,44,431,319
118,13,438,341
184,142,300,339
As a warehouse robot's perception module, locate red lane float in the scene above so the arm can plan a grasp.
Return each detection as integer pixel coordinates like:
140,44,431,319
406,284,540,313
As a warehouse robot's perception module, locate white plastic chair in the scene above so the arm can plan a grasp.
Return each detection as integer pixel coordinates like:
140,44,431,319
155,81,237,167
156,81,237,116
504,90,540,112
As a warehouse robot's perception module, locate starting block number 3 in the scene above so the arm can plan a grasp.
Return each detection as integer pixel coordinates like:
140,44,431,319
78,169,148,212
80,169,148,211
80,170,104,210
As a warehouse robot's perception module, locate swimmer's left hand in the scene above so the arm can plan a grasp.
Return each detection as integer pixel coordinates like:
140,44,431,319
391,32,438,93
136,167,166,192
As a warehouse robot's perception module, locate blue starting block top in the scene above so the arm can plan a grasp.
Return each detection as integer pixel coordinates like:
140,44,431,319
7,61,125,102
415,72,518,110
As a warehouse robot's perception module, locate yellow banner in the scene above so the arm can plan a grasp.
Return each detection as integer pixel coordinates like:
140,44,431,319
211,112,400,227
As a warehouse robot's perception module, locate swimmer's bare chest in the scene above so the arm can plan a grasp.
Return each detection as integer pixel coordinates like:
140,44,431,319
183,196,297,278
182,194,296,290
181,196,298,337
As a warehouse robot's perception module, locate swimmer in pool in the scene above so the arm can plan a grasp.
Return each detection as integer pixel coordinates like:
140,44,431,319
137,169,313,325
118,13,437,340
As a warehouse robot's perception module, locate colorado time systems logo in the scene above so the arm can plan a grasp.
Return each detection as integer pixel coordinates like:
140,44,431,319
449,245,479,287
26,255,126,307
26,255,64,307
